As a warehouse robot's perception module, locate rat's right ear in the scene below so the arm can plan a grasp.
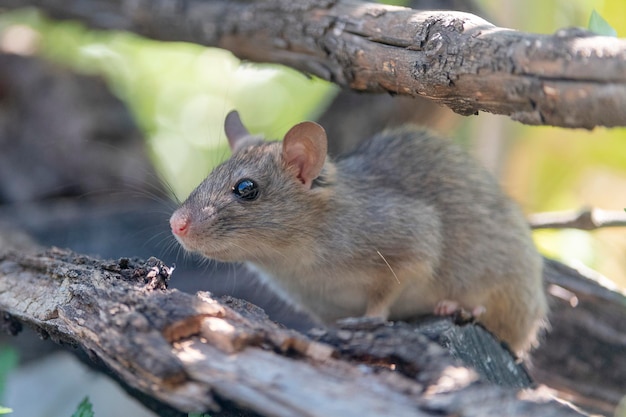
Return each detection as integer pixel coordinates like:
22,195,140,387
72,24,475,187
224,110,251,152
282,121,327,189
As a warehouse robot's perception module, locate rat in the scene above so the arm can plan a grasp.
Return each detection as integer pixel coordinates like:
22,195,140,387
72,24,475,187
170,111,548,354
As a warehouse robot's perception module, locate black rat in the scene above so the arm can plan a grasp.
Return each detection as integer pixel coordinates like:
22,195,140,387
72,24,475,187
170,111,547,354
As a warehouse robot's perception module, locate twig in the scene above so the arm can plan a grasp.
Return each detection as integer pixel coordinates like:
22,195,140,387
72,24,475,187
528,208,626,230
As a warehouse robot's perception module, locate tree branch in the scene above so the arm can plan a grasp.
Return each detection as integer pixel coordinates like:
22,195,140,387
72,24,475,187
537,258,626,414
529,208,626,230
0,248,595,417
2,0,626,128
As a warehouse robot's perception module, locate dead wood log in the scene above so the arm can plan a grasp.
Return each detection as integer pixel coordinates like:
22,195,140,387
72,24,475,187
0,248,590,417
2,0,626,129
536,258,626,415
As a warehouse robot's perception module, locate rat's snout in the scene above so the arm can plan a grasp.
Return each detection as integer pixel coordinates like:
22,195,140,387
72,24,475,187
170,209,191,237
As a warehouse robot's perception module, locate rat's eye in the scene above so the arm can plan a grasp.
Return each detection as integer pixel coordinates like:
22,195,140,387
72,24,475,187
232,178,259,201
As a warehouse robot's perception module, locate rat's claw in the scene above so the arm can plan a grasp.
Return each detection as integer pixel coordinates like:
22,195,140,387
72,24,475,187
434,300,460,316
434,300,486,320
471,305,487,317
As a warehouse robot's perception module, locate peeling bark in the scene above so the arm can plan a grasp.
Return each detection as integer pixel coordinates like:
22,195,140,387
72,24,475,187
0,248,602,417
1,0,625,128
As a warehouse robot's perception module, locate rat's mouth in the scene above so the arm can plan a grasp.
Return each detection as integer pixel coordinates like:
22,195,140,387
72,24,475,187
199,247,234,262
174,232,257,262
201,243,266,263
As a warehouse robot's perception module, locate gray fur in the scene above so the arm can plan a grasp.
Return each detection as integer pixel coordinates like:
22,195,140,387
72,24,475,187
172,124,547,354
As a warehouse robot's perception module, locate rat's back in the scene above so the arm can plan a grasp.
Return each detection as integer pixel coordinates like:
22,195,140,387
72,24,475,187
335,127,547,353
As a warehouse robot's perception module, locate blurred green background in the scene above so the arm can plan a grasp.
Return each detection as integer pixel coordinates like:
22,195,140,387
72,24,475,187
0,1,625,289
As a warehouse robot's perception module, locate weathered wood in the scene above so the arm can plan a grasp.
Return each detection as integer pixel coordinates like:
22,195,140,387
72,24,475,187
3,0,626,128
536,258,626,415
0,248,588,417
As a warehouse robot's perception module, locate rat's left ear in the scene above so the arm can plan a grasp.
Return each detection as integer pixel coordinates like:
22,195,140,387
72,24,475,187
282,121,327,189
224,110,251,152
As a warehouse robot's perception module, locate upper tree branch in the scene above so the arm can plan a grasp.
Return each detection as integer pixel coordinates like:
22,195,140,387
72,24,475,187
2,0,626,129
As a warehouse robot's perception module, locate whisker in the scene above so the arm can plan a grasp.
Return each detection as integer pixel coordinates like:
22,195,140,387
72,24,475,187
376,250,401,284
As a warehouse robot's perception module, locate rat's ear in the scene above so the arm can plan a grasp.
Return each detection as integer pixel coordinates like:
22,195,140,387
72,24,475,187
224,110,251,152
282,121,327,189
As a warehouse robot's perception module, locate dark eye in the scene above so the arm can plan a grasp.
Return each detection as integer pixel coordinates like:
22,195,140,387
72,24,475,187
232,178,259,201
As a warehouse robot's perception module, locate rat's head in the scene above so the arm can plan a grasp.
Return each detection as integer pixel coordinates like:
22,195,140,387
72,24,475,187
170,111,330,263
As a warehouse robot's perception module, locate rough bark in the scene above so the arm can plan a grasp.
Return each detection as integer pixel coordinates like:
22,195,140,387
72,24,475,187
2,0,626,129
0,248,602,417
535,259,626,415
317,0,480,154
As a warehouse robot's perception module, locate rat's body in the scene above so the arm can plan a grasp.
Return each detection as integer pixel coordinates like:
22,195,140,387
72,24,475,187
171,112,547,354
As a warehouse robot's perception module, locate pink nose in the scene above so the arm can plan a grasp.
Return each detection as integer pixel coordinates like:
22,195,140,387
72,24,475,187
170,210,190,237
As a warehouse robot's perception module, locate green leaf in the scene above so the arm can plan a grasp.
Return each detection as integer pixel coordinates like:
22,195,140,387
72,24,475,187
0,406,12,414
0,347,19,399
588,10,617,37
71,397,94,417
